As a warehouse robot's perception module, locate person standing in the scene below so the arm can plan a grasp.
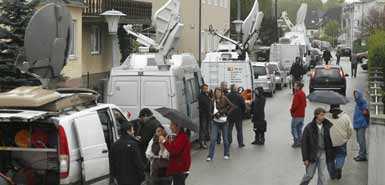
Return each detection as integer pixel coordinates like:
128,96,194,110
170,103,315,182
137,108,161,184
290,57,305,94
146,125,171,185
336,49,341,65
326,105,353,180
251,87,266,145
290,82,307,147
159,123,191,185
350,53,358,78
353,90,369,161
198,84,212,149
217,81,229,144
111,122,145,185
227,84,246,147
207,88,235,161
322,49,332,65
300,108,335,185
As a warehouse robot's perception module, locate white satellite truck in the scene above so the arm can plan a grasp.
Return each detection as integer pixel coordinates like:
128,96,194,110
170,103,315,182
201,0,263,114
107,0,203,139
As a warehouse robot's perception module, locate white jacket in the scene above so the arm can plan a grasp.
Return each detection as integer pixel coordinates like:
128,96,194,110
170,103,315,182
145,138,169,160
326,112,353,147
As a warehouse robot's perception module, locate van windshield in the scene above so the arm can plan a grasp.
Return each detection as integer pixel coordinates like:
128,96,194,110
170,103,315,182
253,66,267,77
267,64,279,74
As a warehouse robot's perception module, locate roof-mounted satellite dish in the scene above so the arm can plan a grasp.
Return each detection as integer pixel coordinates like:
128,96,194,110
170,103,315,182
18,3,72,81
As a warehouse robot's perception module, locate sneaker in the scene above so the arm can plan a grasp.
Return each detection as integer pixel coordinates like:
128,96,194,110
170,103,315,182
291,143,300,148
251,141,258,145
353,156,360,160
355,157,367,162
206,157,212,162
224,156,230,160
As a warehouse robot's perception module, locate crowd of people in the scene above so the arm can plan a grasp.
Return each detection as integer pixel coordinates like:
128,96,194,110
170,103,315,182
110,108,192,185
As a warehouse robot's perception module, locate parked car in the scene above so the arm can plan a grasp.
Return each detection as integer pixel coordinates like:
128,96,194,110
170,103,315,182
309,65,348,96
361,58,368,70
336,45,351,57
0,86,130,185
252,62,276,97
356,51,368,63
309,48,322,68
267,62,287,90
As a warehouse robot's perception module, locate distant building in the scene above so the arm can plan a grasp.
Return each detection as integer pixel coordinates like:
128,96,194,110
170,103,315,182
342,0,385,50
305,9,321,39
152,0,230,61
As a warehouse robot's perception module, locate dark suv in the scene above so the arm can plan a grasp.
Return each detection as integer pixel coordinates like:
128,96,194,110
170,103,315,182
309,65,348,96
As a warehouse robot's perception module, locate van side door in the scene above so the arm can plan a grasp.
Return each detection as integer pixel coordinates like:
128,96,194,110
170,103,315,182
182,73,201,140
73,112,110,185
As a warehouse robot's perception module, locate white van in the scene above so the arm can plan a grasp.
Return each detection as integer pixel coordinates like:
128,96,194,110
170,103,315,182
0,86,130,185
269,43,301,72
107,53,203,140
201,43,254,104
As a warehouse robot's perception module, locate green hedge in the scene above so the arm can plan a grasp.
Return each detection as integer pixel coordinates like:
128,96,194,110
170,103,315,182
368,31,385,70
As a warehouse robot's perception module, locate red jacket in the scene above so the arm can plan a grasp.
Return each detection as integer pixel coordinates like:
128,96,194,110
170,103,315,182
290,90,307,118
163,130,191,176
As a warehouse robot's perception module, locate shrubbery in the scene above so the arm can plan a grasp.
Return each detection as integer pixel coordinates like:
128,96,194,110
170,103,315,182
368,31,385,70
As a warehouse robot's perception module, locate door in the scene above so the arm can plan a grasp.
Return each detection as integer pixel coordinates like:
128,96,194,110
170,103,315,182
108,76,141,118
183,73,200,140
73,112,110,185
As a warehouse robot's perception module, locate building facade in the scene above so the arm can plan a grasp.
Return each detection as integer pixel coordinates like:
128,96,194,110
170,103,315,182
342,0,385,50
152,0,230,62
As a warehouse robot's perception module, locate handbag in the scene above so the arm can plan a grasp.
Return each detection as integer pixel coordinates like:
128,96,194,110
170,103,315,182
213,101,227,123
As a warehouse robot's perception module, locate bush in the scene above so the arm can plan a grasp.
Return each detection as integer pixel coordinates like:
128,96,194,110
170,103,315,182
368,31,385,69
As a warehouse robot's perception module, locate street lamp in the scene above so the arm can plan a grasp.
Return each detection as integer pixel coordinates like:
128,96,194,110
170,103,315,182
232,20,243,42
101,10,126,67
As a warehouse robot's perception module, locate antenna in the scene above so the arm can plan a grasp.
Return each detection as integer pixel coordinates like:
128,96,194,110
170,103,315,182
123,0,183,66
18,3,71,85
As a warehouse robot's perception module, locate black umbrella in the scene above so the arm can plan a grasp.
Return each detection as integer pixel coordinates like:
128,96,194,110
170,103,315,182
155,107,198,132
307,91,350,105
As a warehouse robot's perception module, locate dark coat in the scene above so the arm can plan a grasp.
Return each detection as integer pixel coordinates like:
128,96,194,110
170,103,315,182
251,87,266,131
111,134,145,185
322,50,332,61
138,116,161,166
226,91,246,122
301,119,336,163
214,96,236,116
198,92,213,118
290,62,305,80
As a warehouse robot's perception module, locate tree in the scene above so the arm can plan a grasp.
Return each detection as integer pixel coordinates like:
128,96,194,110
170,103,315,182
322,20,341,46
0,0,41,91
365,8,385,34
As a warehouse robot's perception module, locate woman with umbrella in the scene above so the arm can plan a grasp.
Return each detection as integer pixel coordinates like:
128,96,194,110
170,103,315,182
308,91,352,180
156,107,195,185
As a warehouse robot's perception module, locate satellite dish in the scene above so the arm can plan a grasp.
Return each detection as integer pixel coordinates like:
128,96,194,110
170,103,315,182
20,3,72,80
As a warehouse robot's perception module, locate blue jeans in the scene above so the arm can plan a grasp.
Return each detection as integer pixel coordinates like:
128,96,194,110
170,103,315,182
356,128,367,158
291,118,304,144
208,121,230,158
327,143,347,178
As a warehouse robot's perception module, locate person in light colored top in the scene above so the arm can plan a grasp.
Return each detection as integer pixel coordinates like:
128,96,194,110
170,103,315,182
325,105,353,180
146,125,171,185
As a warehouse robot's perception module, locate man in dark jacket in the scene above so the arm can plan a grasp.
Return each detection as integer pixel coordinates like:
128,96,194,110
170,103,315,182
290,58,305,94
322,49,332,65
350,53,358,78
198,84,212,149
251,87,266,145
300,108,335,185
137,108,161,184
227,84,246,147
111,122,145,185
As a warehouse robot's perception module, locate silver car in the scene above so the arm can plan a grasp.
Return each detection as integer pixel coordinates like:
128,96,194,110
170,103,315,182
252,62,276,97
267,62,287,90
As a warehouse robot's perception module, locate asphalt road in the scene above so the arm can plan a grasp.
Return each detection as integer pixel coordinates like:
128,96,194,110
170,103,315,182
187,57,368,185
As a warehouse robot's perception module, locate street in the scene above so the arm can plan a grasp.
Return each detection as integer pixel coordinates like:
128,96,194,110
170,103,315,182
188,57,368,185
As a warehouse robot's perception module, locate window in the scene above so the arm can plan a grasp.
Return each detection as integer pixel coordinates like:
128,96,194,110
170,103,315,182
112,108,130,137
224,0,227,8
90,26,101,54
97,109,114,149
69,20,76,58
267,64,279,74
208,0,213,5
214,0,218,6
253,66,267,78
315,68,341,78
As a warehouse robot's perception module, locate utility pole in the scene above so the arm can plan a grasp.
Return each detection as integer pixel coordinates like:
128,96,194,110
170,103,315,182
198,0,202,65
275,0,279,42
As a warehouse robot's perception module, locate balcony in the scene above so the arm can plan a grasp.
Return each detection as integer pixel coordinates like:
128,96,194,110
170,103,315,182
83,0,152,23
